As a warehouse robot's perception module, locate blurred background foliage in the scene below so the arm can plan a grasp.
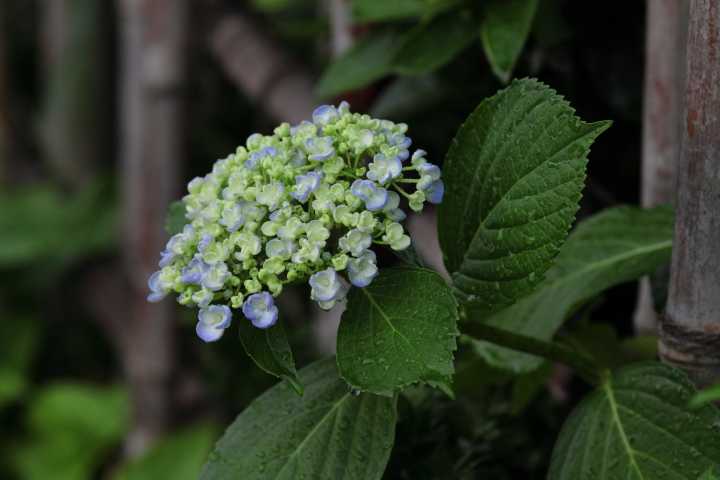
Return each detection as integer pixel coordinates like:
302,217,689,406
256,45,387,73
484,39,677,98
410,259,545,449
0,0,652,478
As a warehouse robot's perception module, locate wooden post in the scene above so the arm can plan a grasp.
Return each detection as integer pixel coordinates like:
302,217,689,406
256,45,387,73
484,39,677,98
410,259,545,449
660,0,720,389
633,0,688,335
117,0,187,457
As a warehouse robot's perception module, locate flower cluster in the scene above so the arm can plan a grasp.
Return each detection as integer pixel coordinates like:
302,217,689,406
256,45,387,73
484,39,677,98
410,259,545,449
148,102,444,341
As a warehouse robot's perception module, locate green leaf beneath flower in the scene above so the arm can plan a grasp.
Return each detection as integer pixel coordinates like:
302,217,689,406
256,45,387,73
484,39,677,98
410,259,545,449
438,78,611,310
199,356,397,480
239,319,303,396
336,268,459,397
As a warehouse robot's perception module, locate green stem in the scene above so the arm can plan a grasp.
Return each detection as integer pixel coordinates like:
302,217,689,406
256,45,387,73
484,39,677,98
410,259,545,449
459,319,610,386
392,183,413,199
397,178,420,183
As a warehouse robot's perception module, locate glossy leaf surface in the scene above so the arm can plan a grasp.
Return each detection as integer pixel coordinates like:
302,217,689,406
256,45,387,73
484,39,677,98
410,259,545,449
438,78,611,309
336,268,459,397
470,205,674,374
239,319,302,396
199,356,397,480
549,362,720,479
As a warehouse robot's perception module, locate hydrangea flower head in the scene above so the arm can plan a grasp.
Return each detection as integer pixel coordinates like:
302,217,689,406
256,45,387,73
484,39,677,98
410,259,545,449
148,103,443,341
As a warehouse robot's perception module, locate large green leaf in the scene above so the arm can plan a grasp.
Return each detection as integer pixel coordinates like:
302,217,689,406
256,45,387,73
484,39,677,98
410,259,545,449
336,268,459,397
549,362,720,479
199,356,397,480
470,205,674,374
480,0,540,83
438,78,611,309
239,319,303,396
392,10,477,76
316,28,402,99
690,380,720,407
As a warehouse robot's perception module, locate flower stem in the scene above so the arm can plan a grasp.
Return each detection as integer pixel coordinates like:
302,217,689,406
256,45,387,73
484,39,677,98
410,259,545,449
458,317,610,386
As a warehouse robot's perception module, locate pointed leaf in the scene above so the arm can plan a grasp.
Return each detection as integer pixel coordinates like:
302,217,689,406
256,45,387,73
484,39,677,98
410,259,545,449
480,0,540,83
438,78,611,309
336,268,459,397
199,356,397,480
392,10,477,76
316,28,403,98
239,320,303,396
470,205,675,374
386,242,424,268
690,380,720,407
549,362,720,479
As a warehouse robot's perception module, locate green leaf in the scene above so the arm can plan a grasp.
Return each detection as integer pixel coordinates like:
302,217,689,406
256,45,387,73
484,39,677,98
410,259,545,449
480,0,540,83
239,319,303,396
548,362,720,479
251,0,297,12
113,423,219,480
351,0,425,22
392,10,477,76
438,78,611,309
0,367,27,410
316,28,403,99
336,268,459,397
199,356,397,480
470,204,675,374
690,380,720,408
386,242,424,268
369,74,442,119
165,200,188,236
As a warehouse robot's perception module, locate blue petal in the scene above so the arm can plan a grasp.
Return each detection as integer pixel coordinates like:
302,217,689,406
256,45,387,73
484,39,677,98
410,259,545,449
196,321,225,342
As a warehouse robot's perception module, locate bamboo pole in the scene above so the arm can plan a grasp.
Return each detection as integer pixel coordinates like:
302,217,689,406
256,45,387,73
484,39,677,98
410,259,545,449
660,0,720,389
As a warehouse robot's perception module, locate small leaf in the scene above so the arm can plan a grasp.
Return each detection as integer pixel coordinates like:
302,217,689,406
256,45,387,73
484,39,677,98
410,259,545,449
438,78,611,310
336,268,459,397
239,319,303,396
351,0,425,22
199,356,397,480
392,10,477,76
316,28,403,98
548,362,720,479
386,242,424,268
165,200,188,236
480,0,540,83
690,380,720,408
470,204,675,374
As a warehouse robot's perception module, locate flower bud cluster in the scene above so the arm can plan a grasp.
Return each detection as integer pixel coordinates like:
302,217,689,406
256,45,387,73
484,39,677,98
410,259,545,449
147,102,444,341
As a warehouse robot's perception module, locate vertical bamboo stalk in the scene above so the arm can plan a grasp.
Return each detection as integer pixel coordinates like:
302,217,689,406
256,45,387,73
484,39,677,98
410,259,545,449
633,0,688,335
660,0,720,389
117,0,187,457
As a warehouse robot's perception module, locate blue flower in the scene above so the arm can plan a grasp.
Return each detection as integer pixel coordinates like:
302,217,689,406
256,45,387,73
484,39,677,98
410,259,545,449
242,292,278,328
181,257,211,285
218,203,245,232
382,191,406,221
348,250,378,287
312,105,340,126
147,268,178,303
289,171,321,202
351,179,388,211
383,130,412,161
309,268,347,310
417,164,444,204
245,146,278,169
256,182,285,211
339,229,373,256
196,305,232,342
202,262,232,291
304,137,335,162
367,154,402,184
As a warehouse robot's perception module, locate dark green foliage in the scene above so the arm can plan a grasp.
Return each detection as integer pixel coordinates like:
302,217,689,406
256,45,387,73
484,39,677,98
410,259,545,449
386,242,424,268
199,357,397,480
239,319,303,396
336,268,459,397
166,200,188,236
438,78,611,310
393,10,477,76
470,204,675,374
549,363,720,479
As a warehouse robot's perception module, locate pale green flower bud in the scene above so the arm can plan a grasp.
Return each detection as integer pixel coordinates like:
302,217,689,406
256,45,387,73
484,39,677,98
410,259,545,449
383,222,411,251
